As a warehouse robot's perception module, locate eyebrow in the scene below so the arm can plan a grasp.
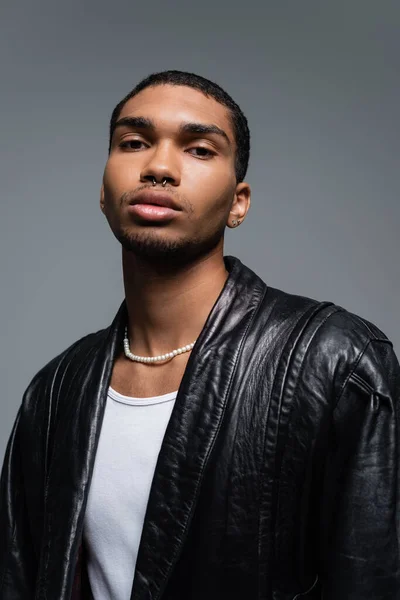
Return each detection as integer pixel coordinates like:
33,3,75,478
114,116,231,146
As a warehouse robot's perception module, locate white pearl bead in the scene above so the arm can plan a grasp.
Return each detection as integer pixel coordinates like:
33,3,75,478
123,331,197,363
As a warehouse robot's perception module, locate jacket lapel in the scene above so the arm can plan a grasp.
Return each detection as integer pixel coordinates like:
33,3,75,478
130,256,267,600
38,303,126,599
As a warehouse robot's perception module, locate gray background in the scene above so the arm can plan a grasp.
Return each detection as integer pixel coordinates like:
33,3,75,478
1,0,399,459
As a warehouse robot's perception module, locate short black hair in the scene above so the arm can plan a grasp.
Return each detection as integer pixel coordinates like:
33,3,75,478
108,70,250,182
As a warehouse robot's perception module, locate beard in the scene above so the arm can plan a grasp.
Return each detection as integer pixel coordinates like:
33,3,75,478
113,221,225,269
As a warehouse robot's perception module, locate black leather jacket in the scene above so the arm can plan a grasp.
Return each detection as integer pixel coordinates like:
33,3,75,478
1,256,399,600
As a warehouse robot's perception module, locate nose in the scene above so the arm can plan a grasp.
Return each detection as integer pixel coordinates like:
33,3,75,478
140,141,180,187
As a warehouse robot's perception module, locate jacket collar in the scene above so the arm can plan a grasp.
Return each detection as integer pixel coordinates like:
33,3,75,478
41,255,268,600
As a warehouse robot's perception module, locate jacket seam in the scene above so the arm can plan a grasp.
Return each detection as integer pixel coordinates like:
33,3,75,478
272,306,342,569
334,338,394,410
349,313,389,343
332,339,371,411
277,305,342,432
43,344,99,506
273,311,374,476
350,371,374,395
292,574,319,598
258,301,336,596
44,353,71,481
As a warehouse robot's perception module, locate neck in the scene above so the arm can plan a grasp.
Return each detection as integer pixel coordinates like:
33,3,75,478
122,246,229,356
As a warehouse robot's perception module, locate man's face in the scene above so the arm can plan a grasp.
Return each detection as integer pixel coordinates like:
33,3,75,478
101,84,248,265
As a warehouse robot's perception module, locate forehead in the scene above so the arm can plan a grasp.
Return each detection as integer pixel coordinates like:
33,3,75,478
118,84,235,143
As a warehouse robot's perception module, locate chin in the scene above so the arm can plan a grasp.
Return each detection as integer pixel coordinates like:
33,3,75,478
115,227,224,266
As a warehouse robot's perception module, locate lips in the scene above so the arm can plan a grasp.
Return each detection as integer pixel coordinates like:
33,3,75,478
129,190,181,211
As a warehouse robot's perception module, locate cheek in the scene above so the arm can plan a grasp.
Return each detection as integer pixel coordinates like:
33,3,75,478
183,161,234,200
197,189,235,228
198,170,236,209
103,157,138,195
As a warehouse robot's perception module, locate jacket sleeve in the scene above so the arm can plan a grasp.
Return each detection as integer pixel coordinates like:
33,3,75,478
0,407,38,598
320,338,400,599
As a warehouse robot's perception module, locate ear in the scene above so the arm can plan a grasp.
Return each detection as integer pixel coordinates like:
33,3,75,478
227,181,251,228
100,183,105,213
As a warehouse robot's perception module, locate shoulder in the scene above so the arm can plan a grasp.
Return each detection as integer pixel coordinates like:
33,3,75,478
262,284,387,351
256,281,393,379
265,278,391,352
264,280,395,403
253,279,395,403
266,283,389,343
309,304,391,364
298,302,396,405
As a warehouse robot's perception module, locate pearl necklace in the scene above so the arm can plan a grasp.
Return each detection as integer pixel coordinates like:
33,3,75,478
123,326,196,363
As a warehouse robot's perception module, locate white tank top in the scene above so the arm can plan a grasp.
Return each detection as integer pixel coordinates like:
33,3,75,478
83,386,178,600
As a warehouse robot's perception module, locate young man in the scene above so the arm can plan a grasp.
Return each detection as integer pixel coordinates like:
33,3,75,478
1,70,399,600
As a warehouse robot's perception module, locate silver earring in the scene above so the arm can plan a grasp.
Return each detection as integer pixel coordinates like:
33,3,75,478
232,219,241,227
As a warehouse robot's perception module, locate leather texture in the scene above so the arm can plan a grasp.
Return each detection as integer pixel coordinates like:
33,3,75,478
1,256,399,599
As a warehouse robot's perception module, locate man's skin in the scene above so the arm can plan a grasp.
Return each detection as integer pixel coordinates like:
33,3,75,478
100,84,251,397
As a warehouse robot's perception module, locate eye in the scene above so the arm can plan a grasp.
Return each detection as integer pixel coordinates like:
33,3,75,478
187,146,215,159
119,140,148,151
